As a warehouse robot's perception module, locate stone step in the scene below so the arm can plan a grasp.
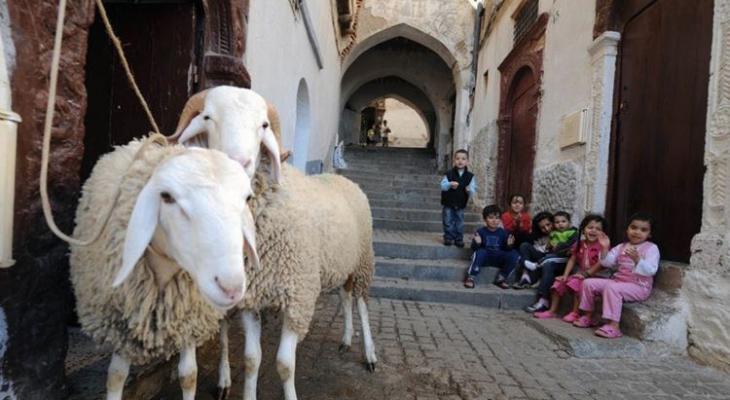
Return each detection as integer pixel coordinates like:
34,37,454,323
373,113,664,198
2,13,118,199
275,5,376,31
373,217,481,233
375,257,468,281
346,165,436,175
620,290,687,354
345,174,441,186
373,229,471,260
357,185,441,197
370,276,534,309
338,169,441,182
369,199,446,211
372,207,482,223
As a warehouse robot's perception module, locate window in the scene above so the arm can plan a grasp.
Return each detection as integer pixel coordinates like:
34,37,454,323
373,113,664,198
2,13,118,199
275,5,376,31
513,0,538,45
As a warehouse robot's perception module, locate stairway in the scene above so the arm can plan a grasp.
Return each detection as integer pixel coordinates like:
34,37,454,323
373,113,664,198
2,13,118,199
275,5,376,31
339,146,534,309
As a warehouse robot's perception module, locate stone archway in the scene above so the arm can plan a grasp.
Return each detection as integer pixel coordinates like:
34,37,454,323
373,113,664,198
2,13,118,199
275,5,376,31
293,79,311,172
496,13,547,206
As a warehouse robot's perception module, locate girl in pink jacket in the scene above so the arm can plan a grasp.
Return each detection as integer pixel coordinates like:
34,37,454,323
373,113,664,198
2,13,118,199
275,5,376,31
573,213,659,338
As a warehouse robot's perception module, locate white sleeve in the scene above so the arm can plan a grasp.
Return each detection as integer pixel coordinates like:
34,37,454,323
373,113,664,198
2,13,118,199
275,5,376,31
600,245,620,268
635,244,660,277
440,176,450,191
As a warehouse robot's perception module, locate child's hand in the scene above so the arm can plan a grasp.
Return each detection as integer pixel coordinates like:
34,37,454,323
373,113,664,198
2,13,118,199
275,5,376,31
573,273,586,280
473,232,482,245
507,234,515,246
624,245,640,264
555,276,565,282
449,181,459,189
597,231,611,250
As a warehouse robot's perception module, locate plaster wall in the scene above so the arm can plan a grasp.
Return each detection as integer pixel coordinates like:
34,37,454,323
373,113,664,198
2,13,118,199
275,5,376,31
383,98,429,148
245,0,342,171
683,0,730,372
470,0,595,218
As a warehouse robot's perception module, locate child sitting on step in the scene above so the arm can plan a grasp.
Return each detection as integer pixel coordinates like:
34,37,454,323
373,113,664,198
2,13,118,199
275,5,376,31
573,212,659,339
440,149,476,247
463,205,519,289
501,194,532,247
534,214,607,321
513,211,554,289
523,211,579,271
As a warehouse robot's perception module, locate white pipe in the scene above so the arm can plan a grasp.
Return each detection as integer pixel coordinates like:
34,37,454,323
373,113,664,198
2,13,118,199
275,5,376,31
0,28,20,269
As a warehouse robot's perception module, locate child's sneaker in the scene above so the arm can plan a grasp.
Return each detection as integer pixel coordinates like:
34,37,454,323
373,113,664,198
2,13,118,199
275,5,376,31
443,239,453,246
524,260,538,271
562,311,580,323
534,310,557,319
463,276,475,289
454,241,465,248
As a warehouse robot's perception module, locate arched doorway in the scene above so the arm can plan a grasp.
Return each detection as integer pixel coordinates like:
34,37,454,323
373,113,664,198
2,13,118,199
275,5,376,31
293,79,311,172
498,66,538,206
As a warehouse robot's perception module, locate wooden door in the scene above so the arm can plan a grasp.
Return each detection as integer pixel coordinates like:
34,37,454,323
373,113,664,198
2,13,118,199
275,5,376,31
81,1,198,181
609,0,713,262
505,67,538,204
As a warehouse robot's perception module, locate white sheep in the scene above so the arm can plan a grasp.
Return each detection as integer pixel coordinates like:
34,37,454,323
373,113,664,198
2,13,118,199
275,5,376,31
175,91,378,400
70,138,260,400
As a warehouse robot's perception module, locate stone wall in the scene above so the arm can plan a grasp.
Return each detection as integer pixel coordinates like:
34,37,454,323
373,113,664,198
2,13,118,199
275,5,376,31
0,1,94,398
530,162,580,217
468,121,498,208
684,0,730,372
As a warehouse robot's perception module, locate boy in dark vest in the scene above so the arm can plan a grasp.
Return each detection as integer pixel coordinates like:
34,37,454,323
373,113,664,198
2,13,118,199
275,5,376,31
440,149,476,247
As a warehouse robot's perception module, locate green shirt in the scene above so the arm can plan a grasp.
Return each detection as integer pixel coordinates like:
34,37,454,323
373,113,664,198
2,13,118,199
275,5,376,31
549,228,578,248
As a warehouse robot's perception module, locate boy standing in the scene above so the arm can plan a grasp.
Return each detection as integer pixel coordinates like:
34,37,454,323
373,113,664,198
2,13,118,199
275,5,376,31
440,149,476,247
464,205,519,289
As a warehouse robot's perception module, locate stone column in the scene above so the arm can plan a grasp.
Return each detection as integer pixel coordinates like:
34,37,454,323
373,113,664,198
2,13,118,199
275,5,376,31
684,0,730,372
583,31,620,214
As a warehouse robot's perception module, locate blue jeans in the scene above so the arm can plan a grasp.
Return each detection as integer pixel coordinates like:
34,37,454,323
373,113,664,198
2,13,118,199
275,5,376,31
467,248,520,282
536,259,567,298
442,206,465,242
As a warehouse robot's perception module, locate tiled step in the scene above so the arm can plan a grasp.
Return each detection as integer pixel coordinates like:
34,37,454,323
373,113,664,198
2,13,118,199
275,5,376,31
371,207,482,223
369,276,534,309
375,257,469,281
373,217,481,233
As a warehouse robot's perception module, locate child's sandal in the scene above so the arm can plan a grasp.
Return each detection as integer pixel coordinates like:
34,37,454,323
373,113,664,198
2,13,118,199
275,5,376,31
572,315,592,328
463,276,475,289
595,324,623,339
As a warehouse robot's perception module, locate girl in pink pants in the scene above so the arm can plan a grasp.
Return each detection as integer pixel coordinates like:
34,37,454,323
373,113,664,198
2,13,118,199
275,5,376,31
574,213,659,338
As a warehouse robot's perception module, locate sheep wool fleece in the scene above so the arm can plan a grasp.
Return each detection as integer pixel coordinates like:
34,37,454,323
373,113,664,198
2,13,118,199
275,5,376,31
243,163,374,337
70,138,224,365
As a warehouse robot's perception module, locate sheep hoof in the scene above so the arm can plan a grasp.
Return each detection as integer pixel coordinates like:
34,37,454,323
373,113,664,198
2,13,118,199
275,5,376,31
216,386,230,400
338,344,351,353
366,362,376,373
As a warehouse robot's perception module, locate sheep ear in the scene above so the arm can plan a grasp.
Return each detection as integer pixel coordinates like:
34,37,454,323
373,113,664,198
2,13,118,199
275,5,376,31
262,128,281,183
242,209,260,271
177,114,207,145
115,181,160,287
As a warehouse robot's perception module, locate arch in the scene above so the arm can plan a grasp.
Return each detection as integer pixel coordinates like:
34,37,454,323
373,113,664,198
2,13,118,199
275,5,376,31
293,79,311,172
343,23,458,75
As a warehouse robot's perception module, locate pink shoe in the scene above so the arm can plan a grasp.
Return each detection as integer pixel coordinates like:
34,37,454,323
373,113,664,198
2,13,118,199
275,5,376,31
572,315,592,328
562,311,580,323
595,324,623,339
534,310,557,319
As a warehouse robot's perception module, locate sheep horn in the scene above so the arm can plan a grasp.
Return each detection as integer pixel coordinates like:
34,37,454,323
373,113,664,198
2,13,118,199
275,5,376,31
263,103,283,183
169,89,209,141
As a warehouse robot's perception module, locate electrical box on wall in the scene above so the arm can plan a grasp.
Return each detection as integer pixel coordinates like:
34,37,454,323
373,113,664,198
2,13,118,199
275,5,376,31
559,108,591,149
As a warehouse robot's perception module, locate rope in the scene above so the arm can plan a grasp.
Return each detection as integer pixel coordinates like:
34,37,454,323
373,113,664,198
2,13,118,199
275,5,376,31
40,0,166,246
94,0,160,134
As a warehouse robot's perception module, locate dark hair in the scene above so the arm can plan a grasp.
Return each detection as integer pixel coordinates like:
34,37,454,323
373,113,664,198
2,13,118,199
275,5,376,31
508,193,526,204
627,212,654,230
554,211,571,221
482,204,501,219
531,211,554,238
454,149,469,158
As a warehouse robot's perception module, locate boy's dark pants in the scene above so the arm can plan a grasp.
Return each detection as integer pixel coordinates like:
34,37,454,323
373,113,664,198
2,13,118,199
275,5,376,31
516,242,546,283
536,260,567,299
467,249,520,282
442,206,465,243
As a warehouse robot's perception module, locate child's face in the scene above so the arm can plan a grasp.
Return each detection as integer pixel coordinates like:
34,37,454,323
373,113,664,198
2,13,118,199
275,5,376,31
453,153,468,169
554,216,570,231
626,220,651,244
582,220,604,242
510,196,525,213
484,213,501,230
537,218,553,234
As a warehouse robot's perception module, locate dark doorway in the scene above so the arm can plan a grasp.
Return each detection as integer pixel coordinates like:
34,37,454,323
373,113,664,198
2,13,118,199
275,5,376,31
361,106,376,144
81,0,199,181
501,66,538,206
608,0,713,262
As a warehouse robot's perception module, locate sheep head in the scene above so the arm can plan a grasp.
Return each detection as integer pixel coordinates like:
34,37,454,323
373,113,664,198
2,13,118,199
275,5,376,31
115,148,259,311
171,86,282,183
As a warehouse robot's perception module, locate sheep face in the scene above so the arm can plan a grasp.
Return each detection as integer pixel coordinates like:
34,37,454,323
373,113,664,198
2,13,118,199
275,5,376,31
115,148,259,310
173,86,282,183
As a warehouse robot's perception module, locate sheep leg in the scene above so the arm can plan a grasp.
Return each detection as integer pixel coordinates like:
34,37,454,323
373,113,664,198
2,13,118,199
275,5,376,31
216,318,231,400
338,287,354,352
178,344,197,400
242,311,262,400
106,353,130,400
356,297,378,372
277,318,299,400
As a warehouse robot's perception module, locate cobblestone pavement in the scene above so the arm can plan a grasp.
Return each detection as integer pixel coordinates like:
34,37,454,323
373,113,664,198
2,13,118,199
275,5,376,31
148,294,730,400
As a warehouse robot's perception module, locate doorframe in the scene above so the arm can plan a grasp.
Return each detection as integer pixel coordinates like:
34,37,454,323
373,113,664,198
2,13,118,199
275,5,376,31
495,13,547,206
